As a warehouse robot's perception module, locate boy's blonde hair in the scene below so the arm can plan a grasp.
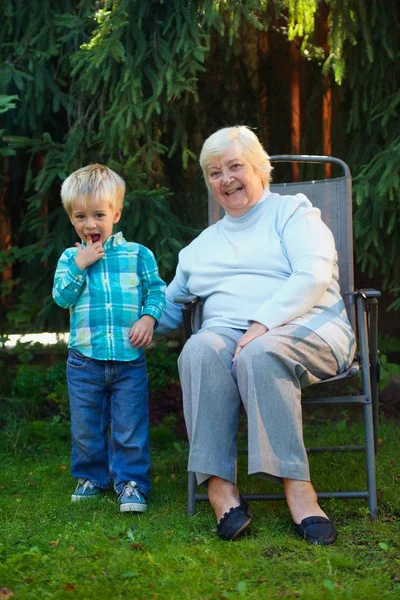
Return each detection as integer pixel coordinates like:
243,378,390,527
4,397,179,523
199,126,273,188
61,164,125,215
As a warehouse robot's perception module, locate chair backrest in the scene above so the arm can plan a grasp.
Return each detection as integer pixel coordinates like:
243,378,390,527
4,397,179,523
207,155,355,329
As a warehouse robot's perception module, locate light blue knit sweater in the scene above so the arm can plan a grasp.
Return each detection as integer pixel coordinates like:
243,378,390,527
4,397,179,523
158,191,355,371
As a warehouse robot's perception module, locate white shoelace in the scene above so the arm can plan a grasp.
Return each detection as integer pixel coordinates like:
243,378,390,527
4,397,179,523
76,478,95,492
122,481,141,499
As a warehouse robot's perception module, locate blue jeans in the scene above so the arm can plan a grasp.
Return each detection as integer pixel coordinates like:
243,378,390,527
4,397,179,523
66,349,150,495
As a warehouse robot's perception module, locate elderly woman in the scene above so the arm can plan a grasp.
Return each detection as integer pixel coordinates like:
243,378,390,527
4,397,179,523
157,126,355,545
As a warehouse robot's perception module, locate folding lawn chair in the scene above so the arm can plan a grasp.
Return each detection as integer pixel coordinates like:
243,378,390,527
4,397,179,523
176,155,380,518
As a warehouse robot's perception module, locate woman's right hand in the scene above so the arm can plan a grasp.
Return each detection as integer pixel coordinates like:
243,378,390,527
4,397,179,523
233,321,268,362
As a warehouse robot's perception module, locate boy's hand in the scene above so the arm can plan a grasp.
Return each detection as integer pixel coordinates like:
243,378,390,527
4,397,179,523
75,239,105,269
128,315,156,348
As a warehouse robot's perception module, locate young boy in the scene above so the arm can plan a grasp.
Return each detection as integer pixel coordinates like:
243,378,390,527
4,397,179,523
53,164,166,512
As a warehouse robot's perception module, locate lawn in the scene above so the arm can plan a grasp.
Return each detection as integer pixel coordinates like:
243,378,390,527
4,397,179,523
0,415,399,599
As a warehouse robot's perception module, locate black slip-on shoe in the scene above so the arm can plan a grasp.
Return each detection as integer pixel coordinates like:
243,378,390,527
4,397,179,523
216,497,252,541
295,516,337,545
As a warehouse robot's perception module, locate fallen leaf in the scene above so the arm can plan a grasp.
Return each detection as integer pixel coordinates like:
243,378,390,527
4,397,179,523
130,543,144,550
0,589,14,598
49,539,61,547
63,583,77,591
58,465,67,472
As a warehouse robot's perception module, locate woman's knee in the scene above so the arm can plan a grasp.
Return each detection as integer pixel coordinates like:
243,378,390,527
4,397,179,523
178,330,223,367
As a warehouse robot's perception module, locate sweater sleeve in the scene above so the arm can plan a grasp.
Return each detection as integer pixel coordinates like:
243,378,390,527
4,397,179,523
52,250,87,309
251,200,336,329
138,246,167,323
155,263,190,336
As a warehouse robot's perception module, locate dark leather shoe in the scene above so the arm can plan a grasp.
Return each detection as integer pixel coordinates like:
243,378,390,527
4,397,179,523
295,516,337,545
217,497,252,541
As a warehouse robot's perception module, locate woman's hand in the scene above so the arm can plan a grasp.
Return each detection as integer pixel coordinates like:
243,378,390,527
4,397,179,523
233,321,268,362
128,315,156,348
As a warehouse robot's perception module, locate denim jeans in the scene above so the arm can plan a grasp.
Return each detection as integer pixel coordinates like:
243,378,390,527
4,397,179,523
66,349,150,495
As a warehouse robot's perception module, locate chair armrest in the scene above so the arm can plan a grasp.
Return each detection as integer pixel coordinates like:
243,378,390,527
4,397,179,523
354,288,380,383
174,295,202,338
354,289,381,299
174,295,201,305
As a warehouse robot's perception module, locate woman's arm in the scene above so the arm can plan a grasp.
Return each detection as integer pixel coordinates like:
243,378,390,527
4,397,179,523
251,201,336,330
155,264,191,336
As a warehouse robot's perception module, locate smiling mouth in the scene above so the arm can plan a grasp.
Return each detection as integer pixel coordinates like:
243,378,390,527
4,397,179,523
225,187,243,196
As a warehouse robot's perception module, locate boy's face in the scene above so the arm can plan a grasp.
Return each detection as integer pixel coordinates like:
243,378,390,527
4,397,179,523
69,197,121,245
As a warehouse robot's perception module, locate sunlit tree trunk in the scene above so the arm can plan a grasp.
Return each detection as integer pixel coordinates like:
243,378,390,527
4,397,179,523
290,41,301,181
0,160,13,304
321,4,332,177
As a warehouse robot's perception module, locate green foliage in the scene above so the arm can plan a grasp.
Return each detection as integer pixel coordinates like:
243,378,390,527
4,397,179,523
1,0,399,332
146,341,180,394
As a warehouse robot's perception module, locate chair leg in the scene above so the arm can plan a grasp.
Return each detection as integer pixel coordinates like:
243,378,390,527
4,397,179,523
188,471,197,517
364,402,378,518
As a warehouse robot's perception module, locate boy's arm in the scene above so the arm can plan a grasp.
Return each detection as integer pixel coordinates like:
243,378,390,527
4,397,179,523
52,250,87,309
139,247,167,323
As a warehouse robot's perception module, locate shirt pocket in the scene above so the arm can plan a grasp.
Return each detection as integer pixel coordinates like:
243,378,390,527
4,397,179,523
110,272,140,291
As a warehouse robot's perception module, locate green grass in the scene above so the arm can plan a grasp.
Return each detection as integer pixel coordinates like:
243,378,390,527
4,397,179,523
0,419,399,599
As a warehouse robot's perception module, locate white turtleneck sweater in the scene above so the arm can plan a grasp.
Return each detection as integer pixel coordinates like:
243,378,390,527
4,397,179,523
157,190,355,371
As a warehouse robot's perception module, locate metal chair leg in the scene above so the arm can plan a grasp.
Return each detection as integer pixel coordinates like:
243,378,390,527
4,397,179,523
364,401,378,517
188,471,197,517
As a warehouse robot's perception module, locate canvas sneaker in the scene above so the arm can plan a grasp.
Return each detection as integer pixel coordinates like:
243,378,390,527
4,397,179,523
118,481,147,513
71,478,103,502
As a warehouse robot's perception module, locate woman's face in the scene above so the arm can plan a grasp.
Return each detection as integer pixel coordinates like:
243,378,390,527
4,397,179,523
206,148,265,217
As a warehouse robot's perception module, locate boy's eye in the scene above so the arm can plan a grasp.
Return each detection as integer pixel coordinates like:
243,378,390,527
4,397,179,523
95,213,106,218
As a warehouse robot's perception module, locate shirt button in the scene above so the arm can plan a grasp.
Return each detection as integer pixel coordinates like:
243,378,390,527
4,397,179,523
107,333,112,338
106,303,111,309
74,288,78,292
103,278,108,283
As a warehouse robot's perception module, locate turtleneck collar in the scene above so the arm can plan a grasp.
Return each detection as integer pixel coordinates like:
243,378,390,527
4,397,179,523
221,188,272,230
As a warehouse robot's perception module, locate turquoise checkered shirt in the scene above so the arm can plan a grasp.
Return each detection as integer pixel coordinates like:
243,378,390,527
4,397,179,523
53,232,166,360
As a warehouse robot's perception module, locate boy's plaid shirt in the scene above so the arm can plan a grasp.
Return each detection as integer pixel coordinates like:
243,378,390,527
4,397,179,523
52,232,166,360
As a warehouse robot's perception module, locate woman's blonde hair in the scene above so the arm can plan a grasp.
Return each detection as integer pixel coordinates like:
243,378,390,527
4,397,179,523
61,164,125,215
199,126,273,188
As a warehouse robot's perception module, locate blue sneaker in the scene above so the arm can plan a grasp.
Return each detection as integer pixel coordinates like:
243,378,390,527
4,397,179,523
71,478,103,502
118,481,147,513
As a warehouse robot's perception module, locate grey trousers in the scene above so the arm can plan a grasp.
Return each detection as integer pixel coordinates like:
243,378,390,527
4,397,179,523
178,325,338,486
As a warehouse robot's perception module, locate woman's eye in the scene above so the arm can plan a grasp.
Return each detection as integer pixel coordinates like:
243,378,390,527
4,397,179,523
210,172,220,179
231,163,242,170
